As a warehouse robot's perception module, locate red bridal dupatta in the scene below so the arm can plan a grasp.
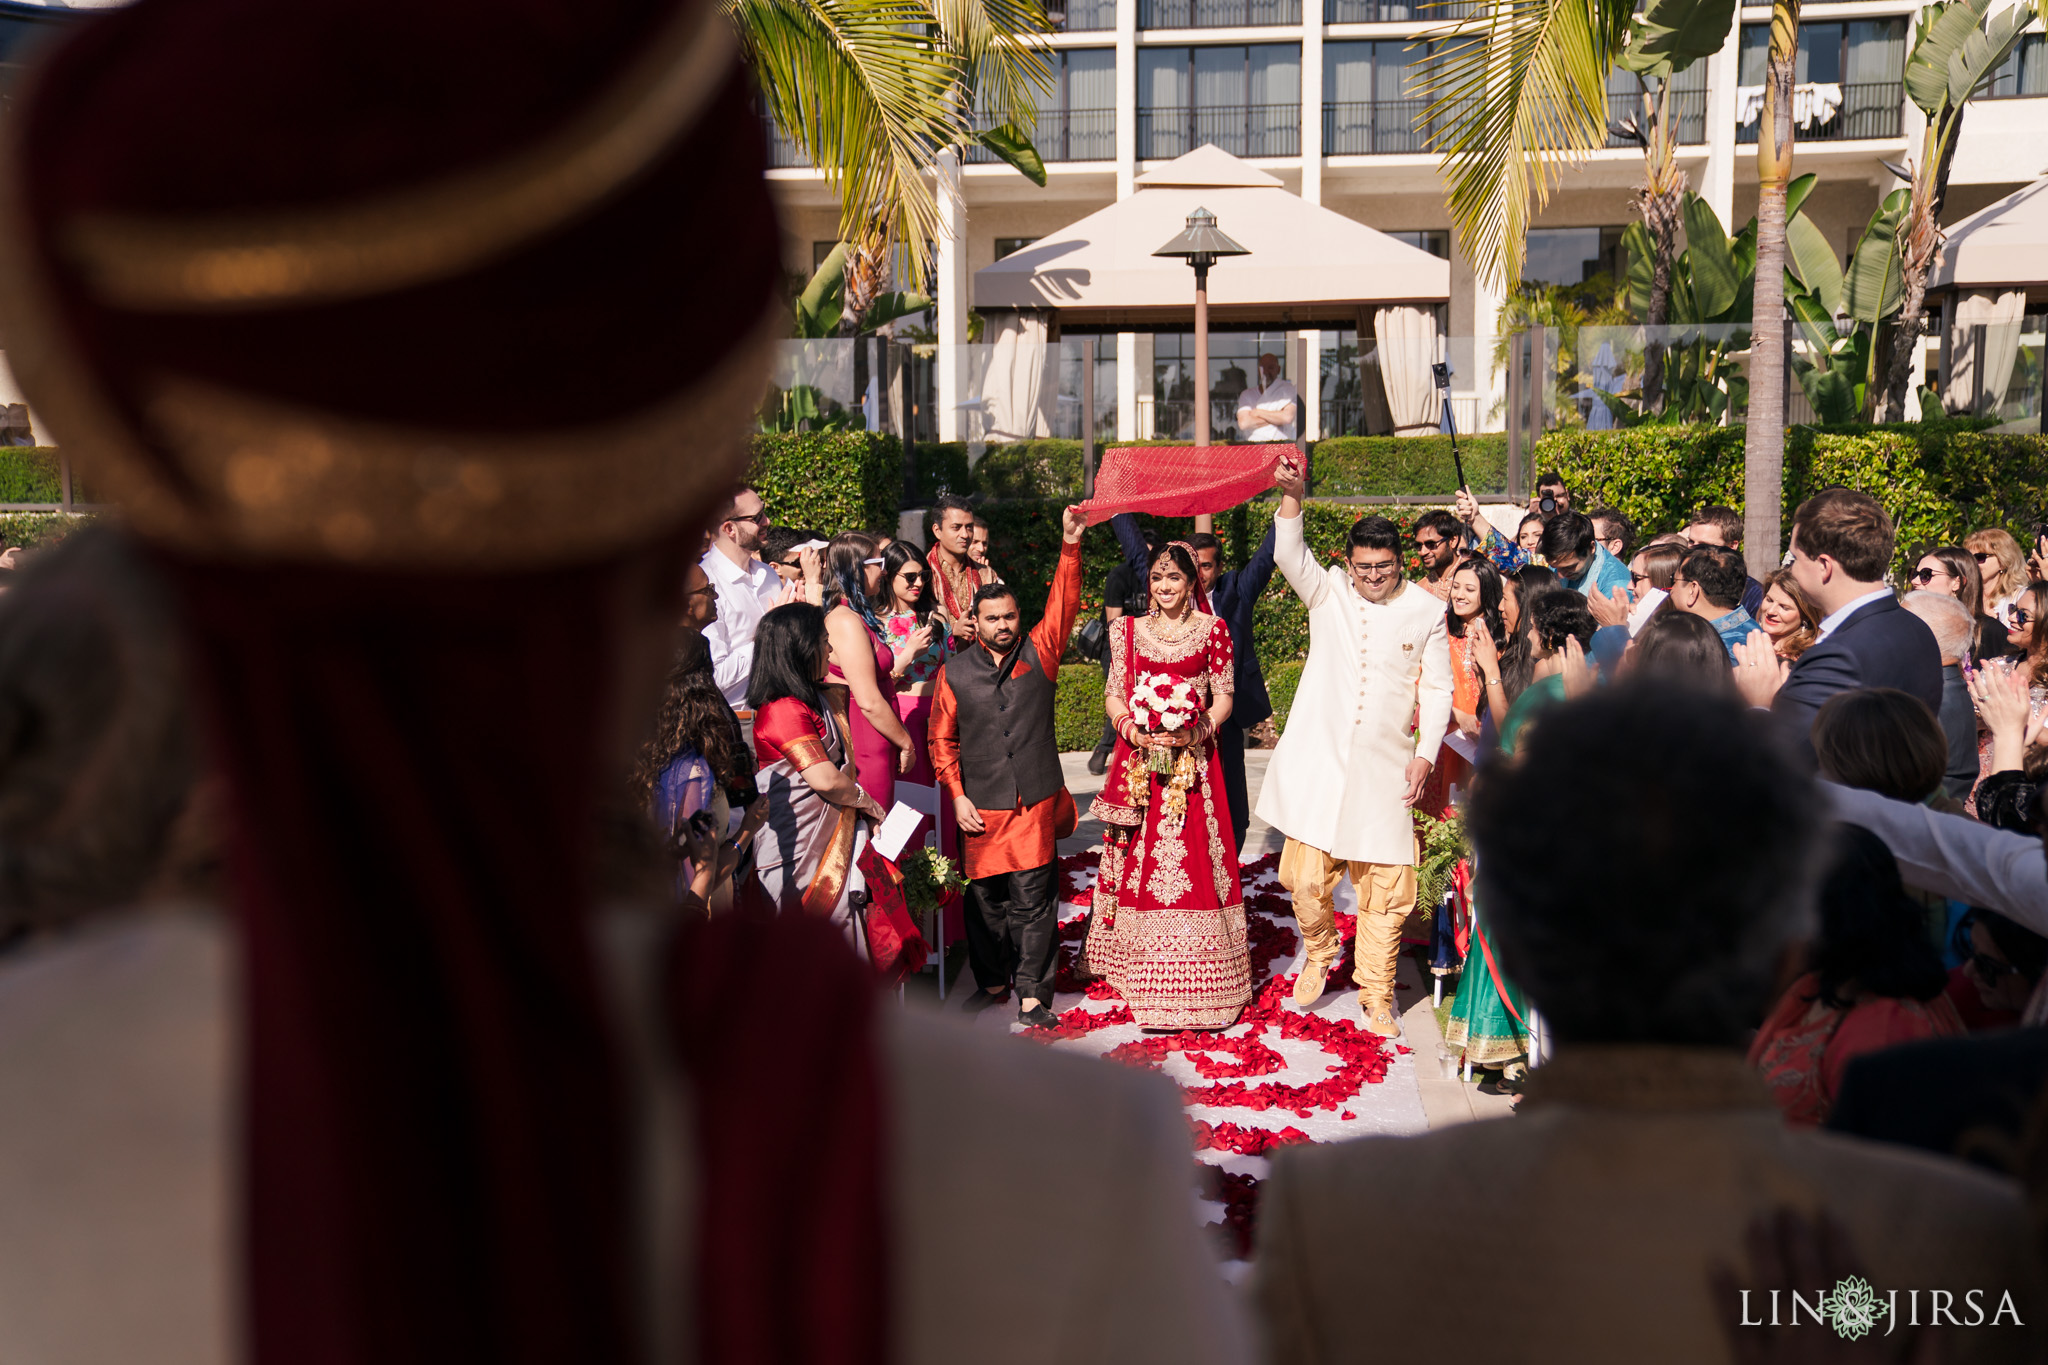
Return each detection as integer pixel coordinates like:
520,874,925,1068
1075,444,1289,526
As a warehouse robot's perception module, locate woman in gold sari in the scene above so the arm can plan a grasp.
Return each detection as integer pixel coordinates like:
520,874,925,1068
748,603,888,935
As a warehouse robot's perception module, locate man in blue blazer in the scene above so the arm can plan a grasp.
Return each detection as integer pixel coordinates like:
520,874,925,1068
1110,513,1278,849
1734,487,1943,766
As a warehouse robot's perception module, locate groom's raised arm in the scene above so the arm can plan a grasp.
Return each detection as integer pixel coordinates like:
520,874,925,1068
1271,454,1326,609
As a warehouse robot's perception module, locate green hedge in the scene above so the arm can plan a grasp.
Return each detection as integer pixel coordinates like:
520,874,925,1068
1311,434,1508,497
747,432,901,537
911,435,1506,503
0,511,83,549
1055,663,1107,753
0,448,64,505
1534,420,2048,572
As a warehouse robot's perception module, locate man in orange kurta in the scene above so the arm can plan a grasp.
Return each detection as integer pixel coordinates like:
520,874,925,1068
929,506,1087,1028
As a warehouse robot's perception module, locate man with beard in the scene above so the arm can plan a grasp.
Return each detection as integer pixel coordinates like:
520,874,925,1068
701,484,784,706
927,493,990,641
1410,508,1463,602
929,504,1088,1028
1257,455,1451,1035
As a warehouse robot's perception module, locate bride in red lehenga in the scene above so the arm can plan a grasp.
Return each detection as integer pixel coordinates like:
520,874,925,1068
1085,541,1253,1031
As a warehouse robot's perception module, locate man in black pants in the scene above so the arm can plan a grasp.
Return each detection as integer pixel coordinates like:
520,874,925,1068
929,505,1086,1028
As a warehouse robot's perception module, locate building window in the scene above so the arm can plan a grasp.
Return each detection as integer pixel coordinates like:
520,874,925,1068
994,237,1041,260
1323,40,1475,155
1325,0,1479,20
1978,34,2048,98
1736,19,1905,142
1604,62,1708,146
969,48,1115,163
1153,330,1291,441
1384,229,1450,259
1140,0,1301,30
1523,226,1626,289
1048,0,1116,32
1139,45,1302,159
812,241,839,272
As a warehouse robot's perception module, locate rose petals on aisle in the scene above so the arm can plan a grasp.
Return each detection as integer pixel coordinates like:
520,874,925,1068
1018,850,1416,1260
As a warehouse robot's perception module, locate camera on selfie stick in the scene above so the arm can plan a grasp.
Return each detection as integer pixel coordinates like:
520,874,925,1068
1432,361,1474,552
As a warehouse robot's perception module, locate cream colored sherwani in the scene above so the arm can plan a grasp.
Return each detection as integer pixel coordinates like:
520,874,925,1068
1254,511,1451,866
1254,511,1451,1023
1255,1047,2047,1365
0,909,1253,1365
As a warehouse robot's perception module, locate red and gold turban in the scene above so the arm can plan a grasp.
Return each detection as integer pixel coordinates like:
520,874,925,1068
0,7,885,1365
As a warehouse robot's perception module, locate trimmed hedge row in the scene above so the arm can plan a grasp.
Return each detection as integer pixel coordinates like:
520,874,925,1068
909,434,1509,504
0,511,81,549
0,448,63,505
1535,421,2048,571
747,432,901,539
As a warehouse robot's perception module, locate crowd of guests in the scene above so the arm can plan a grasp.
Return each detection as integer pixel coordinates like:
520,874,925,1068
1409,475,2048,1125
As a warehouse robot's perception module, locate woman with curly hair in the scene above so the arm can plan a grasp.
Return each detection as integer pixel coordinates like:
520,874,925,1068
635,631,760,909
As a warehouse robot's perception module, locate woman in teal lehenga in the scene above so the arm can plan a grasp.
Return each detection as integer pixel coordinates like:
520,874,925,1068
1441,586,1586,1082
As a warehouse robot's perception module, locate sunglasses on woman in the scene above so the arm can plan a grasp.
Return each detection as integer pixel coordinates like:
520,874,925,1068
1911,567,1948,584
1975,552,1995,564
2015,608,2034,626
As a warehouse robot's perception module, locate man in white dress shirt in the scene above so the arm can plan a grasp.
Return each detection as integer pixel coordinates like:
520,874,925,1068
1236,352,1298,443
1256,455,1452,1036
700,483,786,707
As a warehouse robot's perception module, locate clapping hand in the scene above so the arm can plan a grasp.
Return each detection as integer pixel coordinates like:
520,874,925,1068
1586,583,1633,627
1467,622,1500,676
1732,632,1789,707
1561,634,1594,700
1969,661,2045,770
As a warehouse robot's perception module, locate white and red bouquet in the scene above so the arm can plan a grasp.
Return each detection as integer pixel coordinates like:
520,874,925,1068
1129,671,1201,773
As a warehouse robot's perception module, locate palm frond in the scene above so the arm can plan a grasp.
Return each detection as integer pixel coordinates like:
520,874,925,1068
1409,0,1636,292
728,0,964,276
930,0,1056,132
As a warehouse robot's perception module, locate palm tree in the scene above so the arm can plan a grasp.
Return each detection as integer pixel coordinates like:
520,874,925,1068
1414,0,1810,576
728,0,1053,329
1876,0,2034,420
1743,3,1796,574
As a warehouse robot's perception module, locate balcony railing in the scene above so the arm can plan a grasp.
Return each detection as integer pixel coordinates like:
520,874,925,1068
1140,0,1300,26
1322,98,1438,155
1604,87,1709,147
1139,103,1302,158
1734,80,1904,143
765,119,810,169
1047,0,1116,28
963,109,1117,163
1324,0,1481,19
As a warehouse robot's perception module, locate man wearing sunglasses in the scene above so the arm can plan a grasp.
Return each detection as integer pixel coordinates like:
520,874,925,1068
701,484,784,707
1259,455,1452,1035
1410,509,1464,602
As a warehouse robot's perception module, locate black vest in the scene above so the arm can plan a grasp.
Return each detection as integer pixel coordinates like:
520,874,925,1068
943,637,1063,812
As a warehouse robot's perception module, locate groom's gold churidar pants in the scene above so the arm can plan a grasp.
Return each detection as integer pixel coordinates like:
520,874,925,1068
1277,837,1416,1010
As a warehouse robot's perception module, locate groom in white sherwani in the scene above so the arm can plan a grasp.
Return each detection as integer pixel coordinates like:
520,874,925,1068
1256,455,1452,1037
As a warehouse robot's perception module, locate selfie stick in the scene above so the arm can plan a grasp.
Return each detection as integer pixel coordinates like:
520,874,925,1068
1432,361,1473,551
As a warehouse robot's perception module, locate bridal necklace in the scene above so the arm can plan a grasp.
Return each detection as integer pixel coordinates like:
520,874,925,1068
1149,603,1198,640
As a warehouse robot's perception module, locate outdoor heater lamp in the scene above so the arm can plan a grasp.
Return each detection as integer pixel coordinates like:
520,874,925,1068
1153,206,1249,449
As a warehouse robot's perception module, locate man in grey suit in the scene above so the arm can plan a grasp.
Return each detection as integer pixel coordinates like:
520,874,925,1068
1734,487,1942,765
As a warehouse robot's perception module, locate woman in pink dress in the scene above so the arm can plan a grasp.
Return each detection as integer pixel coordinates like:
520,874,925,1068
823,532,915,809
876,539,950,787
1085,542,1252,1031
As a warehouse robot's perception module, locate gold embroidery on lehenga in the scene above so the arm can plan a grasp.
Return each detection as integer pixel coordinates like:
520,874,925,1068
1146,834,1194,906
